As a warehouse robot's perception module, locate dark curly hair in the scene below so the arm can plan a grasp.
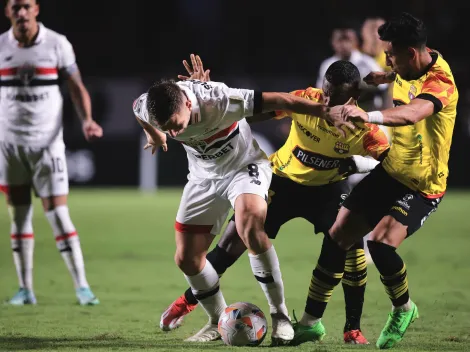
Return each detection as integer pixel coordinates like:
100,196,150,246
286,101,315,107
146,79,184,126
378,12,427,49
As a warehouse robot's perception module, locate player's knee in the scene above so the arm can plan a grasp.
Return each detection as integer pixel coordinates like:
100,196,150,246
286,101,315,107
174,250,205,276
44,205,76,237
41,195,67,212
236,212,268,253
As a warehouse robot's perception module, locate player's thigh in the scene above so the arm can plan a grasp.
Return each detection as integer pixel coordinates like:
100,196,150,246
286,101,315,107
30,143,69,205
0,142,32,205
307,179,353,236
329,206,373,249
264,174,307,239
370,189,443,247
227,161,272,235
176,179,231,236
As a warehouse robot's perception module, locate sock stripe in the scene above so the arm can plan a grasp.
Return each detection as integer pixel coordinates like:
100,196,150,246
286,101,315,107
254,275,274,284
381,264,406,279
194,285,220,301
55,231,77,242
11,233,34,239
316,264,344,279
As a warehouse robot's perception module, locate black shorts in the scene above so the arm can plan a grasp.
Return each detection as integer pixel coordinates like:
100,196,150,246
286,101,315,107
342,164,442,237
231,173,352,239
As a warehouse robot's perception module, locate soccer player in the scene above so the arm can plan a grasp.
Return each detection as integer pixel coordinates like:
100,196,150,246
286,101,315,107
159,59,390,345
133,55,354,344
1,0,102,305
293,13,458,349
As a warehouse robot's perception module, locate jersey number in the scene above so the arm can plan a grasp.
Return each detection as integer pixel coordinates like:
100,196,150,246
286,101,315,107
247,164,259,178
51,157,65,173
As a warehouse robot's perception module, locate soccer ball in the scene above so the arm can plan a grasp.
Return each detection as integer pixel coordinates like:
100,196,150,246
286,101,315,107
218,302,268,346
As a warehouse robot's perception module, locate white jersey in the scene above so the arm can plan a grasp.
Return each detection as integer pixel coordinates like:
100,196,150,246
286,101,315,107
133,80,268,182
0,23,76,147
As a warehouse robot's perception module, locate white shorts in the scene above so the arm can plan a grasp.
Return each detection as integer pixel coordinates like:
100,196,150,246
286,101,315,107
175,161,272,235
0,141,69,198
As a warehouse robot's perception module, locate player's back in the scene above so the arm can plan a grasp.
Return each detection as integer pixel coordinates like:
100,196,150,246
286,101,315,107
0,24,75,147
134,80,267,182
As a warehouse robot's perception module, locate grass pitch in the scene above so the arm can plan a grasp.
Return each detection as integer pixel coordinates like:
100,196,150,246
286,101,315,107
1,189,470,351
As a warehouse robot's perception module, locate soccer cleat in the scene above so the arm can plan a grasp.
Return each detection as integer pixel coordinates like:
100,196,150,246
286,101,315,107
289,311,326,346
76,287,99,306
376,301,419,349
270,312,294,346
344,329,370,344
184,322,220,342
6,288,37,305
160,294,198,331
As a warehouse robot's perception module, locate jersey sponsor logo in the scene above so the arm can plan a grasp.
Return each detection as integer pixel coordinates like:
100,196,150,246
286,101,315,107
187,79,213,90
391,205,408,216
185,123,239,154
292,146,342,170
278,153,293,171
317,124,341,138
4,56,13,62
6,92,49,102
395,77,403,87
133,98,143,114
334,141,350,154
296,122,320,142
193,143,234,160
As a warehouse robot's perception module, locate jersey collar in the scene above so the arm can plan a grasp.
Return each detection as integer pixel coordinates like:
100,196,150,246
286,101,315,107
179,84,201,125
8,22,46,47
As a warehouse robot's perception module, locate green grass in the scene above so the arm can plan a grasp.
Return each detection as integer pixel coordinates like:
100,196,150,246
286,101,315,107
1,189,470,351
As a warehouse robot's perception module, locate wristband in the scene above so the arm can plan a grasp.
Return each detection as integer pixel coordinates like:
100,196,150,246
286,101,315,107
367,111,384,124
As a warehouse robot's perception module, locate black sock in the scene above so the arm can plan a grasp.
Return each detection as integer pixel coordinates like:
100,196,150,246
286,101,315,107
184,245,238,305
367,240,409,307
305,233,347,318
342,240,367,332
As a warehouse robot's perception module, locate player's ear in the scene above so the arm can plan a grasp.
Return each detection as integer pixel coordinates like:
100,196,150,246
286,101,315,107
185,98,192,110
34,2,40,17
407,47,417,60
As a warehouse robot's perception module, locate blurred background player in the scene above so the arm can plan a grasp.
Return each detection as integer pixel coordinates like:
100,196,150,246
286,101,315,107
134,54,353,344
295,12,458,349
0,0,102,305
361,17,389,73
160,59,390,345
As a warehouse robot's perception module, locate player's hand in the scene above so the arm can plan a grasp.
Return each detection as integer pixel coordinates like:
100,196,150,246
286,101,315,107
323,98,357,138
178,54,211,82
82,119,103,142
363,71,396,86
143,129,167,154
340,104,369,124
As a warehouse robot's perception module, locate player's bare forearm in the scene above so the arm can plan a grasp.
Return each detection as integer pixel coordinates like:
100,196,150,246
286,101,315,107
135,116,166,142
67,70,92,122
379,99,435,126
246,112,277,124
261,92,327,118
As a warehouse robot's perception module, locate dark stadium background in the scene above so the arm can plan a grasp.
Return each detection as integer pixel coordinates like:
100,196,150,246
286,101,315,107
1,0,469,188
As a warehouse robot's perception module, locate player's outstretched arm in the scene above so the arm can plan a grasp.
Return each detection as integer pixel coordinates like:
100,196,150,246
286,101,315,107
135,115,168,153
257,92,356,137
340,98,434,127
66,69,103,141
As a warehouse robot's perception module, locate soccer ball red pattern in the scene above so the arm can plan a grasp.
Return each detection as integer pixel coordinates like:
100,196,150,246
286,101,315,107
218,302,268,346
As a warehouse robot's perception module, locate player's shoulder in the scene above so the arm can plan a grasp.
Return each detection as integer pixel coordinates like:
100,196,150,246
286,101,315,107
40,24,73,48
0,30,9,43
290,87,323,102
427,51,455,84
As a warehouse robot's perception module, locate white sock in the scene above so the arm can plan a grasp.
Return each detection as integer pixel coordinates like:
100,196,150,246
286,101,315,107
45,205,89,289
300,312,321,327
248,245,288,316
393,298,412,312
9,205,34,290
184,260,227,324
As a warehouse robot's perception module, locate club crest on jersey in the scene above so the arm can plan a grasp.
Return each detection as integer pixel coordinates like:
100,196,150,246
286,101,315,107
18,63,36,85
408,85,417,100
334,141,350,155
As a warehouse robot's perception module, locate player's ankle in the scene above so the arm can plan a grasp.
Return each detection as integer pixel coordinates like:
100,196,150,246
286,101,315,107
299,312,321,326
392,298,412,312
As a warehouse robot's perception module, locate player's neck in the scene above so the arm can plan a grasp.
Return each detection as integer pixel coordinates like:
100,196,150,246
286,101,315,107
410,50,433,80
13,22,39,48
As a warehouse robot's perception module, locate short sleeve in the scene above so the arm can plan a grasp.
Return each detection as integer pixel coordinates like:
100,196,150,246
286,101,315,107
222,85,261,118
416,72,456,113
133,93,149,123
57,35,76,70
362,124,390,159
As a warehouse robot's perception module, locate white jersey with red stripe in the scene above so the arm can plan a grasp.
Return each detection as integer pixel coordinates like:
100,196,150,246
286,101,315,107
133,80,268,182
0,23,76,147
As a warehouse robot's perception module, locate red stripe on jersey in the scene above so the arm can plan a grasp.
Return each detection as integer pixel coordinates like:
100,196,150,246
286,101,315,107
175,221,213,234
55,231,78,242
0,67,58,76
204,122,238,144
0,184,8,194
11,233,34,239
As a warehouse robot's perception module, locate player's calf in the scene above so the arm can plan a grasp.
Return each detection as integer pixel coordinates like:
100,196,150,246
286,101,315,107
44,203,98,305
